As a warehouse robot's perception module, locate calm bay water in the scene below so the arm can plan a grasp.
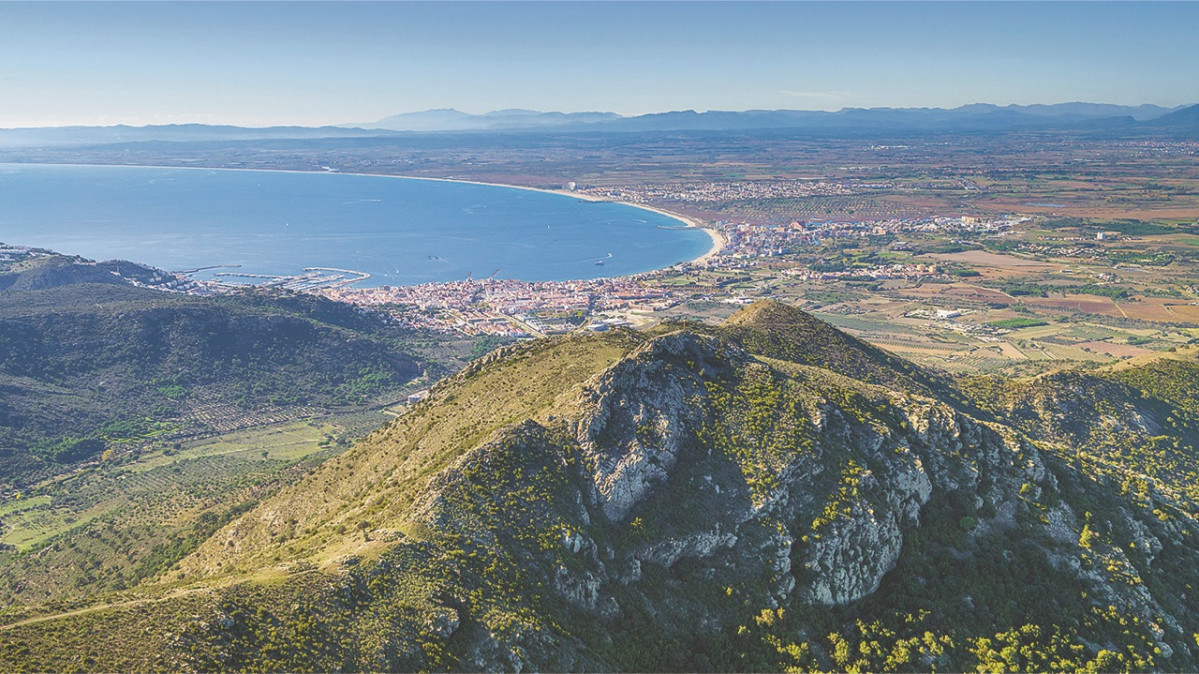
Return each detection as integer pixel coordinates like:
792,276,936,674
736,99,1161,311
0,164,712,286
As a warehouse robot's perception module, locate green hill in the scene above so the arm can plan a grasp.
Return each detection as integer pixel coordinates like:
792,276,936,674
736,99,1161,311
717,299,954,399
960,349,1199,506
0,267,434,485
2,300,1198,672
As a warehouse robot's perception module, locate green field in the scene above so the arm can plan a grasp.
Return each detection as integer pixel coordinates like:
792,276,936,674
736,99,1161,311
129,420,332,474
988,317,1048,329
0,495,50,517
0,419,355,558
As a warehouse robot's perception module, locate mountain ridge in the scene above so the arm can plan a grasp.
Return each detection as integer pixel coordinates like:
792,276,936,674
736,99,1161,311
1,103,1192,148
3,300,1196,672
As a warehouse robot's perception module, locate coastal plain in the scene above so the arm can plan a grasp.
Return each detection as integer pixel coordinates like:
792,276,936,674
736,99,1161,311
4,125,1199,372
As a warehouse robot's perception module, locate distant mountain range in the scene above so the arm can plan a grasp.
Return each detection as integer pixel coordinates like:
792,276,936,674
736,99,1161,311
346,108,623,132
352,103,1187,133
1146,102,1199,128
0,103,1196,148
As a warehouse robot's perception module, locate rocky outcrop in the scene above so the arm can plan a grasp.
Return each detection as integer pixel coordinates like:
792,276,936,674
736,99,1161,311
638,528,739,568
561,331,1073,613
145,305,1199,673
804,499,904,605
575,333,733,521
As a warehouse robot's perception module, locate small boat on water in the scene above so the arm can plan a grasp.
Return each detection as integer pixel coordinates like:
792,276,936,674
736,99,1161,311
594,260,605,266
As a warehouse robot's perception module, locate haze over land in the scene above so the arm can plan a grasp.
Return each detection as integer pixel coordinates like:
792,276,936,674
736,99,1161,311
2,102,1197,145
348,103,1190,133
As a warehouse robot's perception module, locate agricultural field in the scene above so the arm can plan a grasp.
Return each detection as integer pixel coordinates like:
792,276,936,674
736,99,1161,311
679,205,1199,374
0,418,361,550
653,216,1199,375
0,415,369,607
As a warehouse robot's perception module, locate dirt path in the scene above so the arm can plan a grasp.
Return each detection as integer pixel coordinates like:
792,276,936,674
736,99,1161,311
0,585,214,632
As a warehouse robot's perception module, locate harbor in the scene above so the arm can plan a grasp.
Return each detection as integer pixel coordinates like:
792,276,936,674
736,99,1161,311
209,266,370,291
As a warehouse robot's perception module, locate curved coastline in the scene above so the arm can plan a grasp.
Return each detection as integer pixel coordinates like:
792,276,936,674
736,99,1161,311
7,161,723,275
620,202,725,266
400,174,726,266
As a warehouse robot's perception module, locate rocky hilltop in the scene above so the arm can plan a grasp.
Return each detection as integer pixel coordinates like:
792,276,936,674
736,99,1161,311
2,301,1197,672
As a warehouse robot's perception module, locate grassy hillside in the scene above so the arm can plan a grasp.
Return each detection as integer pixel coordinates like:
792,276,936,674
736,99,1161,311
0,266,437,486
173,331,641,580
2,300,1198,672
0,256,487,615
717,299,955,400
959,348,1199,506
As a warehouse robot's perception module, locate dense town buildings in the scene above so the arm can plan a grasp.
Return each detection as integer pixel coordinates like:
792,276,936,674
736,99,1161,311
9,211,1025,338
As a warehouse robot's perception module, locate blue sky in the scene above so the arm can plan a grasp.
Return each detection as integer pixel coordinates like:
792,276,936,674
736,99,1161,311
1,1,1196,128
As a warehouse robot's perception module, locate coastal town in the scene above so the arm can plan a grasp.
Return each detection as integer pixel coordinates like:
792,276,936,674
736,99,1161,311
169,211,1015,337
312,210,1031,335
5,209,1026,340
318,276,671,336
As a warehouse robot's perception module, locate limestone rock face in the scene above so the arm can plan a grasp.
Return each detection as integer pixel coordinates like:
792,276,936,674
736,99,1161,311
575,333,734,521
804,500,905,605
638,528,739,568
537,329,1074,619
561,331,1071,613
790,402,1038,606
553,565,603,611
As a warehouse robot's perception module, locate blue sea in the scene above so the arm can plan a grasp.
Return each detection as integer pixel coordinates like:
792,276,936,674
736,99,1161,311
0,164,712,286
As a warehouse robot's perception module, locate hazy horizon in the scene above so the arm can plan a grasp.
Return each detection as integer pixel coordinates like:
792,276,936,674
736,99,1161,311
1,1,1196,128
0,100,1192,132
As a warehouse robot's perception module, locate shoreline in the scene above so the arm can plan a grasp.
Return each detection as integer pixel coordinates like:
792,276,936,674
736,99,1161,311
391,175,726,264
619,202,726,266
0,160,724,274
